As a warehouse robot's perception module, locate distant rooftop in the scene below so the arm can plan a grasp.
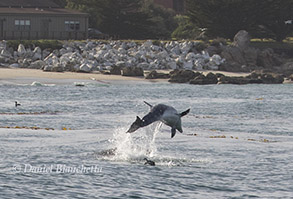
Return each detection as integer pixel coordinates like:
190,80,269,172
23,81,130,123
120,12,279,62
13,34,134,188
0,0,60,8
0,7,88,16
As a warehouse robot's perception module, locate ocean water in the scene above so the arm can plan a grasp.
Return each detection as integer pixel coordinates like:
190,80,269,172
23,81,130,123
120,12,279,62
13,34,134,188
0,79,292,198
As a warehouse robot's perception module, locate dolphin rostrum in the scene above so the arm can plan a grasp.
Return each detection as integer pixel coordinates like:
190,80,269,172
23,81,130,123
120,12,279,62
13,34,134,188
126,101,190,138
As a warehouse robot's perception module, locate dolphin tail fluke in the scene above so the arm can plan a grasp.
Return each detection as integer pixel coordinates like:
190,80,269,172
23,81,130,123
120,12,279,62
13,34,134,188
143,101,153,108
126,116,143,133
171,128,176,138
180,109,190,117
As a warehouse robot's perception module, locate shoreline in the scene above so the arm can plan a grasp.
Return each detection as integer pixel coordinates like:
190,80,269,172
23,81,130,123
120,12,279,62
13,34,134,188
1,68,291,84
0,68,250,83
0,68,148,84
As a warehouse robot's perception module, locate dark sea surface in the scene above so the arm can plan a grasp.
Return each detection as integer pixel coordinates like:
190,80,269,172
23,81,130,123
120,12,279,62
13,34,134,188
0,80,292,198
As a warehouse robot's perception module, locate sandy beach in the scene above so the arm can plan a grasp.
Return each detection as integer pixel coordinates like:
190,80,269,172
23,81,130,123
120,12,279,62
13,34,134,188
0,68,151,85
0,68,144,81
0,68,250,84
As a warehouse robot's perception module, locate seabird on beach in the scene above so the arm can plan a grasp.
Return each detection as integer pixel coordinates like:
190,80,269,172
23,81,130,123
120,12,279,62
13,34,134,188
127,101,190,138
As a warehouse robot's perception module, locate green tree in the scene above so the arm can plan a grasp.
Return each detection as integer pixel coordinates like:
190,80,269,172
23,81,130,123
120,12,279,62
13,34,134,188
141,1,177,39
186,0,293,41
66,0,106,28
66,0,177,39
186,0,254,40
98,0,154,39
171,15,199,40
51,0,67,7
254,0,293,41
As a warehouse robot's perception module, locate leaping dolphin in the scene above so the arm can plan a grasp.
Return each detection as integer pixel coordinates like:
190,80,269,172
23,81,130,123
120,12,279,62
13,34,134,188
126,101,190,138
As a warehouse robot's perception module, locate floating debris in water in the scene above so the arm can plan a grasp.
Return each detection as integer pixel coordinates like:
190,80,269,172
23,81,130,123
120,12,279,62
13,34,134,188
248,138,275,143
209,135,227,138
0,126,72,131
187,133,197,136
256,98,264,100
62,127,72,130
0,126,54,130
207,134,275,142
0,111,58,115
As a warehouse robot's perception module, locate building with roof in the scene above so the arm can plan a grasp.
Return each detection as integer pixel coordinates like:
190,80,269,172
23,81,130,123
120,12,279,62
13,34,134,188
0,0,88,40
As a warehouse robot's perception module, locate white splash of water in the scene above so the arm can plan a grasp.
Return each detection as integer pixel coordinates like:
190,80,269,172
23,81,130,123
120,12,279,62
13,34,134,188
104,123,211,167
109,122,162,162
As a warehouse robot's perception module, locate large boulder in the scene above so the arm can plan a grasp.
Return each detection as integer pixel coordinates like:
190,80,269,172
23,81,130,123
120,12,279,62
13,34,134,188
51,64,64,72
17,44,26,57
232,30,250,50
43,65,52,72
220,30,283,72
279,62,293,77
109,65,122,75
243,47,259,67
121,67,144,77
32,47,42,61
257,48,282,69
169,69,200,83
29,60,46,69
145,70,170,79
190,72,218,85
248,70,284,84
218,76,252,85
79,63,91,73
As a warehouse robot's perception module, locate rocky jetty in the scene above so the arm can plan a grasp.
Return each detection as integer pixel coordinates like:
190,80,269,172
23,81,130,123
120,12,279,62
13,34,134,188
220,30,283,73
0,30,291,84
0,40,224,73
166,69,284,85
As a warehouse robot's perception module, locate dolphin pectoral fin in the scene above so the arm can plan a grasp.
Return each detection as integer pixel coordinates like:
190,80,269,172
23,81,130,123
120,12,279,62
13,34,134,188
171,128,176,138
126,116,143,133
180,109,190,117
143,101,153,108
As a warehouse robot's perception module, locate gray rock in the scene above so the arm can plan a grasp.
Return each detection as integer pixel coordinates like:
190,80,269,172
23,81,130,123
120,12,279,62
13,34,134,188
169,70,200,83
243,47,259,67
190,72,218,85
79,63,91,73
32,47,42,61
248,70,284,84
17,44,26,57
145,70,170,79
21,58,32,68
257,48,282,69
218,76,252,85
43,65,52,72
233,30,250,50
109,65,122,75
121,67,144,77
51,64,64,72
280,62,293,77
221,46,246,71
9,63,20,68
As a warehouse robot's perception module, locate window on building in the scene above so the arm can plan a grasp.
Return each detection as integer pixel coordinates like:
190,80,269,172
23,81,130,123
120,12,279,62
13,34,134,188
15,19,31,31
65,21,80,31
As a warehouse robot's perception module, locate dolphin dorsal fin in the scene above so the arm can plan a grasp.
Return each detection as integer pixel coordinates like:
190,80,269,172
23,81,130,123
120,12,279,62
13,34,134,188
143,101,153,108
